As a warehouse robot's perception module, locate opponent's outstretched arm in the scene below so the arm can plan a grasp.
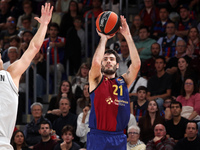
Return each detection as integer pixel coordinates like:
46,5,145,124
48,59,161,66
120,16,141,88
7,3,53,87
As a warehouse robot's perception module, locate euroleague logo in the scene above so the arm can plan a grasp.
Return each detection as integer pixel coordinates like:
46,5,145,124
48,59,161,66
99,11,110,27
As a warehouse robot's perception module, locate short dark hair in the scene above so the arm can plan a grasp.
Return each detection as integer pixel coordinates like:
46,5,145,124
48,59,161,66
170,101,182,109
139,26,149,33
59,97,71,106
48,22,60,31
9,35,20,43
137,86,147,93
187,121,198,130
104,49,120,63
61,125,74,136
21,14,31,22
166,21,175,27
39,120,51,129
155,56,166,64
151,42,160,49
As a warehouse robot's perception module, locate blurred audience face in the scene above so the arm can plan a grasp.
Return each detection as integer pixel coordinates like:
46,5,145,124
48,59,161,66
49,26,59,38
163,98,172,108
23,32,33,43
120,41,129,56
159,8,169,21
154,124,166,138
92,0,102,9
168,0,178,7
6,16,16,29
22,19,31,29
180,8,190,20
83,84,89,98
59,98,71,114
176,40,186,54
155,58,165,72
69,1,78,12
178,58,188,72
61,81,70,94
188,27,199,41
0,0,9,14
144,0,153,8
184,79,194,94
8,48,18,62
62,131,74,143
137,90,146,101
23,3,32,14
148,100,158,113
133,15,142,28
14,131,25,146
139,28,149,40
170,103,182,117
39,124,51,138
151,43,160,57
128,128,140,144
186,122,198,141
166,23,176,35
31,105,43,119
81,65,89,78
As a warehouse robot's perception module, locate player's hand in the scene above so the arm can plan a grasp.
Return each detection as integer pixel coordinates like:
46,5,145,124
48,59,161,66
119,15,131,37
96,28,115,40
34,3,53,25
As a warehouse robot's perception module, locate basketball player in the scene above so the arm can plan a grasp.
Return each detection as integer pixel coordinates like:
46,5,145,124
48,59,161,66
87,16,141,150
0,3,53,149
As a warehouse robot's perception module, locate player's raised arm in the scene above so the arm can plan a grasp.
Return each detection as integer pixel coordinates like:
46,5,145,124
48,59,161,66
120,16,141,88
89,30,114,92
7,3,53,87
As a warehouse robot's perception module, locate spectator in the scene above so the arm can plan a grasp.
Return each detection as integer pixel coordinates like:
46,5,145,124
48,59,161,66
130,86,148,122
103,0,120,15
127,125,146,150
24,102,51,146
3,46,18,70
76,83,90,115
46,80,76,123
165,101,188,142
138,100,165,144
146,124,175,150
56,0,76,13
176,77,200,121
17,0,38,29
0,0,11,31
128,73,147,100
76,105,90,147
71,63,89,100
166,40,187,75
157,22,183,60
0,16,19,50
130,15,143,42
135,26,156,63
41,22,65,89
171,56,196,97
33,121,58,150
52,97,77,139
162,96,173,120
141,42,160,79
139,0,160,31
152,7,170,40
174,121,200,150
175,4,197,40
109,32,124,54
147,56,172,111
116,39,130,76
54,125,81,150
187,27,200,57
59,1,80,38
11,130,30,150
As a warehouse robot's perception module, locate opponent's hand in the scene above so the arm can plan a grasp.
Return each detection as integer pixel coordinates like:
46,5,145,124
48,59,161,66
119,15,131,37
34,3,53,25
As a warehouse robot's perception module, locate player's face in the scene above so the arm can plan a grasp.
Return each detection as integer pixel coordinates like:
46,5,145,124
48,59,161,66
62,131,74,143
39,124,51,137
128,128,140,143
101,53,118,75
14,132,24,145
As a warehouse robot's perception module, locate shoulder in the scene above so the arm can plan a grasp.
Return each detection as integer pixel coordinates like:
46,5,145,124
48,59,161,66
72,142,81,149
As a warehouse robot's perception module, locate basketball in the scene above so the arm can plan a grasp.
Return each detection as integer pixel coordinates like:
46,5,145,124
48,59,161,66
96,11,121,36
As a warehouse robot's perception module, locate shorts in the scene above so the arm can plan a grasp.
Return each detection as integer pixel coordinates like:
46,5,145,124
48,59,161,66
87,129,127,150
